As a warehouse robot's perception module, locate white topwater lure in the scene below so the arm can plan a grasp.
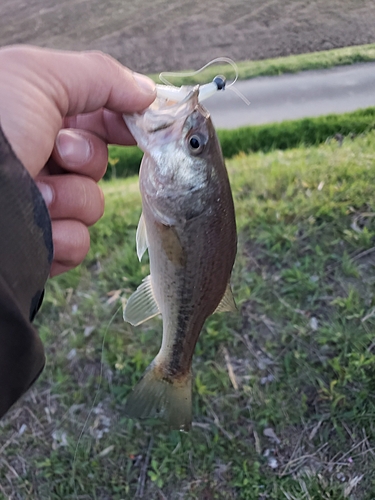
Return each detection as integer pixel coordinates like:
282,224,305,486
155,73,227,103
154,56,249,106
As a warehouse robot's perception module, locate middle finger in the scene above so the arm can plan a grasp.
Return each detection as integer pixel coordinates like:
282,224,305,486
63,108,136,147
35,174,104,226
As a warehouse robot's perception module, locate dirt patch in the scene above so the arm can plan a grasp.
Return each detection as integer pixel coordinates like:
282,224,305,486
1,0,375,73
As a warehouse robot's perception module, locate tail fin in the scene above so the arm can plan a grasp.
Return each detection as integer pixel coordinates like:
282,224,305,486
124,362,192,431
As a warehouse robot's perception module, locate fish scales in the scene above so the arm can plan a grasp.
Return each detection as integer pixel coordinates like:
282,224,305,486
123,86,237,430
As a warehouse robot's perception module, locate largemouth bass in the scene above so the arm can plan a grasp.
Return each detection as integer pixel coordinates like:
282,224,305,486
123,85,237,431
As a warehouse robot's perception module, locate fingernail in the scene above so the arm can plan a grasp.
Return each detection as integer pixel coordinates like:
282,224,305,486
56,129,91,165
36,182,53,207
132,72,156,94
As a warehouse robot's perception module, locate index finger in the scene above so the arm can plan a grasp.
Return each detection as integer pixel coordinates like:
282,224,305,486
52,50,157,116
63,109,136,146
1,46,156,117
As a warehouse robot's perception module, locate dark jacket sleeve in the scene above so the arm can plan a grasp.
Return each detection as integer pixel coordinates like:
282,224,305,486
0,125,53,418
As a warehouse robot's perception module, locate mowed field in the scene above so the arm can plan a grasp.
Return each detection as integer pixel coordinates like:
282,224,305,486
1,0,375,73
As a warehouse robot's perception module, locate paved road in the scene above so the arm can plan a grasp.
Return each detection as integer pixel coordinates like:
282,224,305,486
204,62,375,129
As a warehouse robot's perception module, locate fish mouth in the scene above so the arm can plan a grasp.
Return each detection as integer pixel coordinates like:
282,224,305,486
150,86,199,112
123,85,209,150
148,121,174,133
146,86,200,134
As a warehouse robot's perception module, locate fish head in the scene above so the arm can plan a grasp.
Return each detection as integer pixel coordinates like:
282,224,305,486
124,86,222,194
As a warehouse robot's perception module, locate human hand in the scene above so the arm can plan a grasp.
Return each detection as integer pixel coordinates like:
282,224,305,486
0,45,155,276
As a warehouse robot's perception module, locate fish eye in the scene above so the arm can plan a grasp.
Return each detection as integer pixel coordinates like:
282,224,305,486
188,134,206,155
190,136,200,149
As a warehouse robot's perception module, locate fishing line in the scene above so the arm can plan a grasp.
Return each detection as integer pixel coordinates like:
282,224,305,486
159,57,250,105
160,56,239,87
72,304,122,499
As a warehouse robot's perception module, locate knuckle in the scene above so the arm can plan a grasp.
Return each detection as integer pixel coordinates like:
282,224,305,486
84,50,118,71
79,178,103,222
68,222,90,264
52,220,90,266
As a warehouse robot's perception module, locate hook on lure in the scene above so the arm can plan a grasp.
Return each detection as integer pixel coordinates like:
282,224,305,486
156,74,227,103
156,57,250,105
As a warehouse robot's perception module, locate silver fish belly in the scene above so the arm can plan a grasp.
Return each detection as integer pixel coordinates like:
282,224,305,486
123,86,237,430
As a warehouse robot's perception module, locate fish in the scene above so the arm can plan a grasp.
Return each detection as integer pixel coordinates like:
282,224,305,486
123,85,237,431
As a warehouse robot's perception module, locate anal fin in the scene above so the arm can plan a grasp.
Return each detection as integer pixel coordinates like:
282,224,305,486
214,282,237,313
123,275,160,326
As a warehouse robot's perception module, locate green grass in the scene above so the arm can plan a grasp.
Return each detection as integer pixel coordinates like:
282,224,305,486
3,132,375,499
148,44,375,86
108,107,375,179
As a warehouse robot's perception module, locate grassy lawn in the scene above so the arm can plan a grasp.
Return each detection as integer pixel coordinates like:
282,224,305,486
148,44,375,86
2,132,375,499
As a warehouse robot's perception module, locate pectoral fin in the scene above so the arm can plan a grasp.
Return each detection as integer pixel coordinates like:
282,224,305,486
158,223,186,268
136,212,148,261
214,282,237,313
123,275,160,326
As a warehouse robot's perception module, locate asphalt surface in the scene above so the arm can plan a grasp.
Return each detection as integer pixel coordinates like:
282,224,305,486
204,62,375,129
